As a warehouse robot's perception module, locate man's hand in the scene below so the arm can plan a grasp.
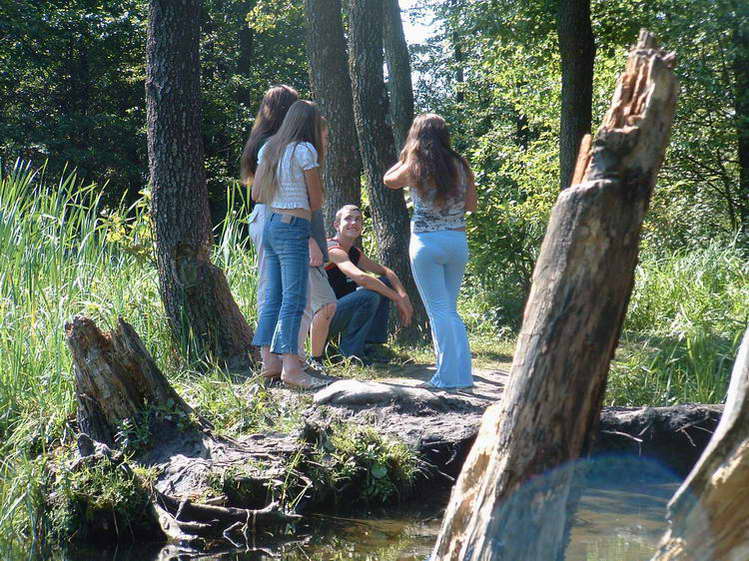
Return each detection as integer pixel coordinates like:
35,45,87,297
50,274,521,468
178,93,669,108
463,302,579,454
396,294,413,326
309,239,323,267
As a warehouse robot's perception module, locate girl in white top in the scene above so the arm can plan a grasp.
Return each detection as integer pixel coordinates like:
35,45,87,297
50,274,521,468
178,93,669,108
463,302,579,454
251,100,328,390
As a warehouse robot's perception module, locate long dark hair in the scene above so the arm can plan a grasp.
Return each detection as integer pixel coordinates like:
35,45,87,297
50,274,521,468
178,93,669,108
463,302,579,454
400,113,469,205
240,85,299,184
253,100,326,204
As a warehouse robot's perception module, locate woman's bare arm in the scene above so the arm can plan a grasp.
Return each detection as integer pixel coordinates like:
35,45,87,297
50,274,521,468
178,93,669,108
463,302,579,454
304,168,324,211
383,161,411,189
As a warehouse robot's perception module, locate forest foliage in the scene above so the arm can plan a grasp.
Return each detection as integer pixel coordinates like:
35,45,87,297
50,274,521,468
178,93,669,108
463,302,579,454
3,0,745,326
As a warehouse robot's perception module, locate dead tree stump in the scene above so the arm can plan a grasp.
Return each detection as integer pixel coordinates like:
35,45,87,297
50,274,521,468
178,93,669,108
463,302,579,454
650,326,749,561
431,29,679,561
64,315,300,545
66,315,202,447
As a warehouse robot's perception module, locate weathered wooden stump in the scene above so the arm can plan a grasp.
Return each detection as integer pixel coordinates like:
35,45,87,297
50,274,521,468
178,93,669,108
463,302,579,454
64,315,300,545
431,29,679,561
651,326,749,561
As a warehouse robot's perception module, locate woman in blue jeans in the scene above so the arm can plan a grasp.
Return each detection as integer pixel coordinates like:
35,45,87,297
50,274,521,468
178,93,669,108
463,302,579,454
384,114,477,390
251,100,328,390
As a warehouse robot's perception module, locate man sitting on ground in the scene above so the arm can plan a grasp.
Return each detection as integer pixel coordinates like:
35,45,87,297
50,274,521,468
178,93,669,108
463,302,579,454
311,204,413,364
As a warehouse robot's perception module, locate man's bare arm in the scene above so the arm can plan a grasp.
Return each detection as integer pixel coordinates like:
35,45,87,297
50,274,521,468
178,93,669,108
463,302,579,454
329,248,401,302
357,253,408,299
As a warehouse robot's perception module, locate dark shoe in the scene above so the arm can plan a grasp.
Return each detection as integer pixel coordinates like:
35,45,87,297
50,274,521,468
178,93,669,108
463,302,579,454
304,358,339,381
363,344,394,364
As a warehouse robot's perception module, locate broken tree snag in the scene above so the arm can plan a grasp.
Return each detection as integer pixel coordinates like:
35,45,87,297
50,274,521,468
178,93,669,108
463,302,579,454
431,29,678,561
65,315,303,544
650,326,749,561
66,315,202,447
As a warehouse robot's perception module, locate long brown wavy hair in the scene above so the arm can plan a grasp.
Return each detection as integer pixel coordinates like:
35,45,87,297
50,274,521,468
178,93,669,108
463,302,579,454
240,85,299,184
399,113,469,205
253,100,326,204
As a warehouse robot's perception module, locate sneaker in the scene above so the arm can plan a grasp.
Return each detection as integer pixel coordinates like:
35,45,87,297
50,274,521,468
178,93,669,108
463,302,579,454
305,358,337,380
362,348,392,365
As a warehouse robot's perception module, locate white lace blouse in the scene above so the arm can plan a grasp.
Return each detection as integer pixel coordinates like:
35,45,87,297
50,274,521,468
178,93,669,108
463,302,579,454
258,141,319,210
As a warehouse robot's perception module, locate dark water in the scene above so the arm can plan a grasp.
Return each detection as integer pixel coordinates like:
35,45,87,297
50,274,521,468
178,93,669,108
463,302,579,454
5,459,680,561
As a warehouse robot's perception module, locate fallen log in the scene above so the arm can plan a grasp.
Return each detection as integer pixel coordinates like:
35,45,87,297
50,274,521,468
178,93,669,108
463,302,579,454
431,29,679,561
650,326,749,561
63,315,301,545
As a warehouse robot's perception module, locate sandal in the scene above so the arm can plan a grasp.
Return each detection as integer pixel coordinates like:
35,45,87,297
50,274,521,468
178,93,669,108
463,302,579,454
282,371,332,390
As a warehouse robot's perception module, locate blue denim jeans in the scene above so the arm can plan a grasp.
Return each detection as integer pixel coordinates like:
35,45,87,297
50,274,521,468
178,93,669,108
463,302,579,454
327,277,390,358
252,213,310,355
410,230,472,388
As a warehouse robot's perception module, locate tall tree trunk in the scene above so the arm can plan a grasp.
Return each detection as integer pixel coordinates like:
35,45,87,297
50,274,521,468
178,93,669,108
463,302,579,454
557,0,595,190
733,6,749,246
236,2,254,108
650,325,749,561
146,0,253,370
348,0,427,337
304,0,363,235
383,0,414,152
431,30,678,561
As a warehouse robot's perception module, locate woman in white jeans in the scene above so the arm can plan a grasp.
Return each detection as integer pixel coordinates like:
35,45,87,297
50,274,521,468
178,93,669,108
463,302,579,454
384,114,477,390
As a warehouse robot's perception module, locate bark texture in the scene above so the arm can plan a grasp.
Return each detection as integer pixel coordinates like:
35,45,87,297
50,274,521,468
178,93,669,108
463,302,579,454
557,0,595,190
431,30,679,561
651,326,749,561
383,0,414,152
146,0,253,370
66,315,299,545
348,0,427,337
66,315,201,448
304,0,363,235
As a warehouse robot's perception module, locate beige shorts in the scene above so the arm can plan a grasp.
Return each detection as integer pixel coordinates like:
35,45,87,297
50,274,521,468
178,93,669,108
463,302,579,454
308,266,336,313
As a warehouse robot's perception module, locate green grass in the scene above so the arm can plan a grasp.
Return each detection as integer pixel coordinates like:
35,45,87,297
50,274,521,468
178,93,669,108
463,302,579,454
0,161,745,549
607,243,749,406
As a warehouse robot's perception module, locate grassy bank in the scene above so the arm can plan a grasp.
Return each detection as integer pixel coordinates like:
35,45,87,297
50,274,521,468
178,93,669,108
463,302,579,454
1,163,746,548
608,242,748,406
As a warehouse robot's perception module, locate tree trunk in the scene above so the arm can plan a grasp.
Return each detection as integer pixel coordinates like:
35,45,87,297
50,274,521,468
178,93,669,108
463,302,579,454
431,30,678,561
348,0,427,337
236,2,254,108
383,0,414,152
733,8,749,246
304,0,363,235
650,325,749,561
146,0,254,370
65,315,298,544
66,315,201,448
557,0,595,190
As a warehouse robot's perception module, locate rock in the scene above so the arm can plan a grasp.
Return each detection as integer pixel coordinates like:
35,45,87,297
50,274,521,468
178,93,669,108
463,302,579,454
304,367,723,482
314,379,462,409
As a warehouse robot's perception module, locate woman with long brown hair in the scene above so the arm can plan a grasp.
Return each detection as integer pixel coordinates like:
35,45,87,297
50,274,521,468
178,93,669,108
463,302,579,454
384,113,477,390
241,85,298,321
251,100,330,389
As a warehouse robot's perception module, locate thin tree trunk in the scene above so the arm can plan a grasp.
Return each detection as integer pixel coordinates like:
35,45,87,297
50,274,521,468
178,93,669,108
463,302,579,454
383,0,414,152
304,0,363,235
236,2,254,108
431,30,678,561
733,8,749,246
650,325,749,561
348,0,427,337
557,0,595,190
146,0,254,370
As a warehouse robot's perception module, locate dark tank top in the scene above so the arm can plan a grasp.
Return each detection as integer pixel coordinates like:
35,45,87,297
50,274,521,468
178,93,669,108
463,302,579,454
325,239,362,299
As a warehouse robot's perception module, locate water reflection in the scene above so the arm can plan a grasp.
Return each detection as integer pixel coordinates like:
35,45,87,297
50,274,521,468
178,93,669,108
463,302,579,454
6,457,681,561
